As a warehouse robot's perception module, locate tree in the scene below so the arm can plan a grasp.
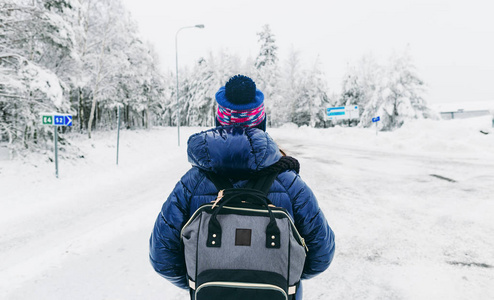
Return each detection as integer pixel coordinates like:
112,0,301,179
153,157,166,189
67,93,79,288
78,0,164,136
187,57,218,126
276,46,301,125
360,50,436,130
0,53,68,151
339,72,363,107
83,0,123,138
1,0,167,155
338,55,379,108
255,24,278,69
0,0,75,153
255,24,281,126
291,57,331,127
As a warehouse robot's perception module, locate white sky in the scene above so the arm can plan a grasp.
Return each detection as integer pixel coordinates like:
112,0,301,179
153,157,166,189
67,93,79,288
121,0,494,104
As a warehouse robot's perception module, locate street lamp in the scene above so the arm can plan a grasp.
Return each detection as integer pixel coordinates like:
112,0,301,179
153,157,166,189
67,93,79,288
175,24,205,146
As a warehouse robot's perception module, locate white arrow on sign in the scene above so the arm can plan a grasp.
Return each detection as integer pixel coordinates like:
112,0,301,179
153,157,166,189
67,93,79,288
65,115,72,126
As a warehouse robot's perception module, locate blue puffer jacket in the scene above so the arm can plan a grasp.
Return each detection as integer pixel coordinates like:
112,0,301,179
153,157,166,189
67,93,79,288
149,126,335,297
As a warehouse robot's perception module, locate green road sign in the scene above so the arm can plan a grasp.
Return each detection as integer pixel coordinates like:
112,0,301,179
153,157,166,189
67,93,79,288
41,114,72,126
42,115,53,125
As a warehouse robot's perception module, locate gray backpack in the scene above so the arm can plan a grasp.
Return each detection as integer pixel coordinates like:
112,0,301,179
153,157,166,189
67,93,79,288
181,172,307,300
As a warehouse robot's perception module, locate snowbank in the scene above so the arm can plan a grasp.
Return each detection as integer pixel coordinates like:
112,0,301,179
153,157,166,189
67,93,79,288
274,116,494,159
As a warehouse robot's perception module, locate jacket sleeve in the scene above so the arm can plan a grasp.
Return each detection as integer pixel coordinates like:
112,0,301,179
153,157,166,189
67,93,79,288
149,174,193,290
286,173,335,279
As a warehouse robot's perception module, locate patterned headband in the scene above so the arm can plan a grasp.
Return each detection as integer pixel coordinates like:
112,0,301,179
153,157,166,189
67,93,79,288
216,102,265,127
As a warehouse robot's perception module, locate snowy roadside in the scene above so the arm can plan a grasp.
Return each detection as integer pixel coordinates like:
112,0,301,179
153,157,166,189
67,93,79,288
1,119,494,299
269,118,494,300
0,127,196,299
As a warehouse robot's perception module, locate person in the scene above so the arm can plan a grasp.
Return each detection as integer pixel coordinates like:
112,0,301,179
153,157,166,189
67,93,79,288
149,74,335,299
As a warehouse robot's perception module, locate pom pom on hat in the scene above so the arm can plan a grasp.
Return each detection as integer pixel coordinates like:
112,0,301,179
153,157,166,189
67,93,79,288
225,75,257,104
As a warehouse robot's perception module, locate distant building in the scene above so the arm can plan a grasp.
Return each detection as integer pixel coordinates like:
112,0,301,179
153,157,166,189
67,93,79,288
440,109,491,120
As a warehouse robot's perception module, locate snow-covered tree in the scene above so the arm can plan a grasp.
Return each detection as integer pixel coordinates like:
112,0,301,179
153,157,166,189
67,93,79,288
1,0,167,155
153,71,175,127
0,0,76,153
276,46,301,125
360,50,436,130
333,56,380,126
75,0,165,136
140,42,166,129
255,24,282,127
187,57,218,127
338,55,379,107
291,57,331,127
82,0,126,137
339,72,363,107
0,53,68,152
255,24,278,69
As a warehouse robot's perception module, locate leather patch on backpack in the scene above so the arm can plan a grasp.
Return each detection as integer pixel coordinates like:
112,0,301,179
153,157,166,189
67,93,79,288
235,229,252,246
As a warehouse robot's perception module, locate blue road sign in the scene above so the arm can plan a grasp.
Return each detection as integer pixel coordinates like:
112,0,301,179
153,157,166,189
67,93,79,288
327,107,345,113
54,115,65,125
372,116,381,122
52,114,72,126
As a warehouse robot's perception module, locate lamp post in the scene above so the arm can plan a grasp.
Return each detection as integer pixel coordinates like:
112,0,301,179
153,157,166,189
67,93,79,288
175,24,205,146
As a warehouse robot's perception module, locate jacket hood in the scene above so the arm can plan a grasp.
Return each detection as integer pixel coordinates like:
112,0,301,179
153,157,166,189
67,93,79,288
187,126,282,179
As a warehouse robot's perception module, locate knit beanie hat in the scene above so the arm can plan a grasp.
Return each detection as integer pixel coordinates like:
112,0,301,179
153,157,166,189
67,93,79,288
215,75,266,131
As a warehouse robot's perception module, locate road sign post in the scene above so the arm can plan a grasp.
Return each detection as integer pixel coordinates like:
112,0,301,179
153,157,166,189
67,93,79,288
54,126,58,178
41,113,72,178
372,116,381,135
116,106,121,165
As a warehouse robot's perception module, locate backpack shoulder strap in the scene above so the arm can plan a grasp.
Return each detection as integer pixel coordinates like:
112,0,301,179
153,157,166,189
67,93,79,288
204,171,234,190
204,170,278,195
245,171,279,195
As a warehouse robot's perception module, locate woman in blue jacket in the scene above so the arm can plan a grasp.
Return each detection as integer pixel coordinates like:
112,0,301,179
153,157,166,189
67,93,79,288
150,75,335,299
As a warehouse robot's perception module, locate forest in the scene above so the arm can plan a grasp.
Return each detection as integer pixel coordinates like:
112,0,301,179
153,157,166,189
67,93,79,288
0,0,436,156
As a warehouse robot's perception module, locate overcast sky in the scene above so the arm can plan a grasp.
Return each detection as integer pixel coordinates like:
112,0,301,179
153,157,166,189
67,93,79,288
121,0,494,104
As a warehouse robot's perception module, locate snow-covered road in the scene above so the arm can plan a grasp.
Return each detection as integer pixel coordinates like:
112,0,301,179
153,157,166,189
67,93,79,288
1,123,493,299
275,132,494,299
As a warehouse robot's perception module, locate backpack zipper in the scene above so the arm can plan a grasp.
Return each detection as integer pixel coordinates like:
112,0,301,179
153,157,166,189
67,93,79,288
195,281,287,300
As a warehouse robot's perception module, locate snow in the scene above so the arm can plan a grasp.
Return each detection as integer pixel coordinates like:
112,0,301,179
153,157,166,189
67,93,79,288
1,117,494,299
24,61,67,108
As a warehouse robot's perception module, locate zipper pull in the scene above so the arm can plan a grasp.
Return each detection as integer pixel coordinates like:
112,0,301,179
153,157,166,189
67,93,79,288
211,190,224,209
302,238,309,252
